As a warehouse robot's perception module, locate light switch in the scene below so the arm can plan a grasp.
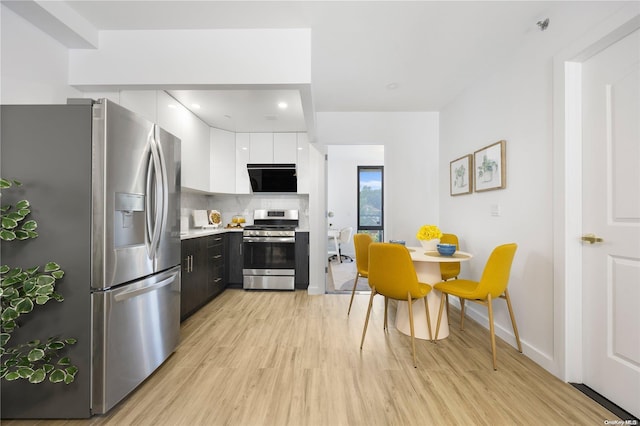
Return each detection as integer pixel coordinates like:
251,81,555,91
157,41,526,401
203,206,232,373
491,204,501,217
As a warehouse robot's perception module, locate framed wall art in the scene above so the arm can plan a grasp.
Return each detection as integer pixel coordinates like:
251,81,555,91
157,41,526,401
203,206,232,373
474,140,506,192
450,154,473,196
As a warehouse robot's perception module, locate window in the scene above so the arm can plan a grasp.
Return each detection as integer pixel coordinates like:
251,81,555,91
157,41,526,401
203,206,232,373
357,166,383,242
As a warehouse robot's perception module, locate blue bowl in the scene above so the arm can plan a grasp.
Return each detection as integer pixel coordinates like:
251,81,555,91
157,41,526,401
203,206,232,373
437,243,456,256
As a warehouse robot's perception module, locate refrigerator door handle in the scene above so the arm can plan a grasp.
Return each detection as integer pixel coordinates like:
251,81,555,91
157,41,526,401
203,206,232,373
154,125,169,253
113,274,178,302
145,130,163,260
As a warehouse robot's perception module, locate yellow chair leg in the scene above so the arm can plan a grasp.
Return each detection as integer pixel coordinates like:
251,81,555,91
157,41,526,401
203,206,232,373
423,296,433,341
360,289,376,350
487,294,498,370
383,296,389,331
503,289,522,353
347,274,360,316
407,293,417,368
460,298,466,330
434,293,447,341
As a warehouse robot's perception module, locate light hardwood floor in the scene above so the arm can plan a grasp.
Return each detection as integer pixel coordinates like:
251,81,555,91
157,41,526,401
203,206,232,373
4,289,618,425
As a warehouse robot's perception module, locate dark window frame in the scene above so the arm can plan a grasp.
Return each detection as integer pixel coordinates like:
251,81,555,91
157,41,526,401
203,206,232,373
357,166,384,241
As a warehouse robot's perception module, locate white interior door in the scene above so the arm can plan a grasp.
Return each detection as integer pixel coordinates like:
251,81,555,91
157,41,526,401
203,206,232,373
581,29,640,417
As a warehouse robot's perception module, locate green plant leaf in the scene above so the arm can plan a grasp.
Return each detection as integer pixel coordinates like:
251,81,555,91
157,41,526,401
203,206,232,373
21,220,37,231
51,293,64,302
47,341,65,351
29,368,46,384
51,270,64,279
37,276,55,287
64,338,77,345
43,364,54,373
1,307,18,322
34,295,50,305
0,229,16,241
6,212,25,220
1,217,18,229
15,200,29,209
64,373,75,384
58,356,71,366
13,230,30,240
0,333,10,346
17,366,34,379
26,230,38,238
0,178,11,189
0,265,9,274
65,366,78,376
44,262,60,272
4,371,20,381
15,298,34,314
27,348,45,362
17,208,30,217
49,369,65,383
2,320,17,332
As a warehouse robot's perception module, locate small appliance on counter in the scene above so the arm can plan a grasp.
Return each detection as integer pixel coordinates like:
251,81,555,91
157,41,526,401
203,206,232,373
192,209,221,229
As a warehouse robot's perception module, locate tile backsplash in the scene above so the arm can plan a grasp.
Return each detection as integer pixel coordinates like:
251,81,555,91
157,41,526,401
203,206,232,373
180,191,310,232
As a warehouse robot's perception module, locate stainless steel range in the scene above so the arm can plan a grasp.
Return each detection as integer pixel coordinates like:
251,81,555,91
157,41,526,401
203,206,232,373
243,209,298,290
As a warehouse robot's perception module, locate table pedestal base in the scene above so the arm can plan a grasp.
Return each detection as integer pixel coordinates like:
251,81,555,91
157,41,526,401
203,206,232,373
396,290,449,340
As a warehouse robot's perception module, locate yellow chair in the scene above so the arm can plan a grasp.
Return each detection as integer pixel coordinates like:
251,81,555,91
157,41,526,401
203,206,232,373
439,233,460,321
434,243,522,370
360,242,433,367
347,233,373,315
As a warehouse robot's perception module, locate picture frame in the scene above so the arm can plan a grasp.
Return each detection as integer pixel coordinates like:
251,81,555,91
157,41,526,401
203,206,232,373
450,154,473,196
474,140,506,192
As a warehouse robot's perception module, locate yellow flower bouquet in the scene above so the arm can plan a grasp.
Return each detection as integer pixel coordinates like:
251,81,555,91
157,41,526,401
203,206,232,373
416,224,442,241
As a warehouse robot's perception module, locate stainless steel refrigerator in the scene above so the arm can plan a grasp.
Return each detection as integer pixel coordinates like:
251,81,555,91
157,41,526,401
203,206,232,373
1,99,181,418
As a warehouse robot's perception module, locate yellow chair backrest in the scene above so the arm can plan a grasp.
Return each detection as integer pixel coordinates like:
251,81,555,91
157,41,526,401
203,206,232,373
440,233,460,279
353,233,373,276
474,243,518,299
368,243,425,300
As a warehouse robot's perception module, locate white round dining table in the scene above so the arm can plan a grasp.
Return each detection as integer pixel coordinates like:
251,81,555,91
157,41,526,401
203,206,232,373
395,247,473,340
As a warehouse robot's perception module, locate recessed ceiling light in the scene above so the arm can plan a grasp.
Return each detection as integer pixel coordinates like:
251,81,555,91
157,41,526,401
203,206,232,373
386,82,398,90
278,102,288,109
191,103,201,109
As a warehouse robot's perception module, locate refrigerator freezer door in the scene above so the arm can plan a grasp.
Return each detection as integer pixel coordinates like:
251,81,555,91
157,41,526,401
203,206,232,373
91,266,181,414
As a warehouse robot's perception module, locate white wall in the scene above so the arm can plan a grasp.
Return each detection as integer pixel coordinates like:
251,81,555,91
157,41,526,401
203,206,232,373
0,5,82,103
317,112,439,247
439,1,633,375
327,145,384,256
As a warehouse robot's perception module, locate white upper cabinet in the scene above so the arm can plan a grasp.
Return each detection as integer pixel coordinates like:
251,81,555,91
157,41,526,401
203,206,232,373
210,127,236,193
235,133,251,194
248,133,274,163
273,133,298,163
296,132,310,194
157,91,210,192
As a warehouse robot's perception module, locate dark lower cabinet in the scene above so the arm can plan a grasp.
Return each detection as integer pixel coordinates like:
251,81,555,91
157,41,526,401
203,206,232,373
295,232,310,289
226,231,244,288
207,235,226,298
181,236,208,320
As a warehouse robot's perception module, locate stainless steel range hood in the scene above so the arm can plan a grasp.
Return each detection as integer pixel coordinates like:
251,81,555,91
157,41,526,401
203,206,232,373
247,163,297,193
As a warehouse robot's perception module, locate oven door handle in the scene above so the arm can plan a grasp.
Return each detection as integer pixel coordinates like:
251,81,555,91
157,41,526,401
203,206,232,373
243,237,295,243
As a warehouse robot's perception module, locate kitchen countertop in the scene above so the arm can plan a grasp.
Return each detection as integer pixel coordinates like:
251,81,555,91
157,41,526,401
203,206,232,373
180,227,310,240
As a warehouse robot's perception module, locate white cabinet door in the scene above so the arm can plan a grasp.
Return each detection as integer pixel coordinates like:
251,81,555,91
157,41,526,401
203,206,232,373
273,133,298,163
156,91,186,140
210,127,236,193
181,110,210,191
119,90,157,123
235,133,251,194
296,133,310,194
157,91,210,192
249,133,273,163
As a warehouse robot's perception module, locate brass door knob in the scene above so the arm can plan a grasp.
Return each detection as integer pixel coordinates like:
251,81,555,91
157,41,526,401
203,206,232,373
581,233,604,244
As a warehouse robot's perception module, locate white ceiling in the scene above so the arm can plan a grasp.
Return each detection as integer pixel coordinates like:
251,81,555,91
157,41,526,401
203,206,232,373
53,2,578,130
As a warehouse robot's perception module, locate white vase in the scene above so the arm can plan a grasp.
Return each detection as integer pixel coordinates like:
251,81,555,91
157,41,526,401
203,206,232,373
420,239,440,251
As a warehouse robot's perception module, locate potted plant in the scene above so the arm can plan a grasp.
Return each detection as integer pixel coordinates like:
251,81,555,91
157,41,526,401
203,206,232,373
0,178,77,384
416,224,443,251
